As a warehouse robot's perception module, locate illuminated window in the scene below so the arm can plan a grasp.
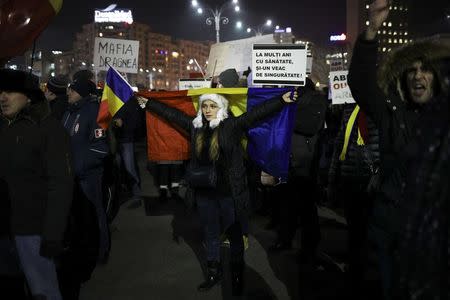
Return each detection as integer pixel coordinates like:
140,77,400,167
388,31,392,35
399,39,403,43
394,39,397,43
382,47,386,52
378,30,381,34
405,31,408,36
383,30,386,34
366,20,370,26
388,22,392,27
394,6,397,10
383,22,386,26
388,38,392,43
365,4,369,9
388,48,392,52
394,31,397,35
399,6,403,10
99,32,103,37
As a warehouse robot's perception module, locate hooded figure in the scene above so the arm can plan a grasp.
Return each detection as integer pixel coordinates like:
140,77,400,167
138,90,297,296
0,69,73,299
347,5,450,298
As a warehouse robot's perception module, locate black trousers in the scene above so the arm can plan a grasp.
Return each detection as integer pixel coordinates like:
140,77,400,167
277,176,321,255
340,180,372,293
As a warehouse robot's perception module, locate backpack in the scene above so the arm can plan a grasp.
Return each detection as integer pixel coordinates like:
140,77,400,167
290,92,327,177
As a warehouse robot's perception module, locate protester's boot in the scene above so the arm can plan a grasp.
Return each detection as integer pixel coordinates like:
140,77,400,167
231,260,245,296
197,261,222,292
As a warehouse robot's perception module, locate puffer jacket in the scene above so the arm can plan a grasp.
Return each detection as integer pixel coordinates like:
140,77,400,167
328,103,380,184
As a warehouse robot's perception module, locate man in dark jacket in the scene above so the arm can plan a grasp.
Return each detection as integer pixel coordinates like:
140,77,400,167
0,69,73,299
62,78,110,264
112,97,146,208
328,103,379,296
269,79,327,261
45,74,69,120
348,0,450,298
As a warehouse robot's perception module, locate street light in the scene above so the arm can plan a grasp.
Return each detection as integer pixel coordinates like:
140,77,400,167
192,0,241,43
243,19,274,36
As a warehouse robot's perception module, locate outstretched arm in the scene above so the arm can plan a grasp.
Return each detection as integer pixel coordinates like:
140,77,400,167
235,90,298,129
137,96,193,132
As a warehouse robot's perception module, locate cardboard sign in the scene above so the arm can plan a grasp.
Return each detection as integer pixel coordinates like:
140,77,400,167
178,79,212,90
252,44,307,86
93,37,139,74
329,58,345,72
330,70,355,104
206,34,274,78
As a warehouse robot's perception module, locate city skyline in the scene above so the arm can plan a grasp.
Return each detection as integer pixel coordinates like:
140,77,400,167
39,0,347,50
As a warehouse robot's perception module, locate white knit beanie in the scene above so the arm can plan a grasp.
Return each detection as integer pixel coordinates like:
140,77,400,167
192,93,229,129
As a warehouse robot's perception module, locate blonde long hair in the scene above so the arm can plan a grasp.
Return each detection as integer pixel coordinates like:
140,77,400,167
195,129,220,161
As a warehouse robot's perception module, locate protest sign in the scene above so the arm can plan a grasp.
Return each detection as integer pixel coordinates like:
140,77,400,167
178,79,212,90
330,70,355,104
94,37,139,74
206,34,274,78
252,44,307,86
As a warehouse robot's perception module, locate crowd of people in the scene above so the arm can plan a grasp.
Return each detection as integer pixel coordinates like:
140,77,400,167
0,0,449,299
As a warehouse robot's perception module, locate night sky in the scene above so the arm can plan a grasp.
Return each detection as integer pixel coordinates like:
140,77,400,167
38,0,449,51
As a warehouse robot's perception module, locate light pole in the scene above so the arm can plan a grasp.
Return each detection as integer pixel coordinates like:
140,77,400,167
192,0,241,43
242,19,276,36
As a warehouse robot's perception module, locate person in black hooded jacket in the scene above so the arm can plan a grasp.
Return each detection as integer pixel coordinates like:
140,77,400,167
0,69,73,300
137,90,297,296
347,1,450,298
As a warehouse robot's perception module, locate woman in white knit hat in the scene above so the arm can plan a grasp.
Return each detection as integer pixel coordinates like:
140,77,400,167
137,90,297,295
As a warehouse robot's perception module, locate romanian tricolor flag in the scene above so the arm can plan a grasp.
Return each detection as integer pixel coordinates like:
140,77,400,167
138,87,297,181
97,67,134,129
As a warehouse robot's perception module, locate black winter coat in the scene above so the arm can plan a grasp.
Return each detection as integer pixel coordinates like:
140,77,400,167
62,97,109,178
0,100,73,251
145,95,286,214
328,103,380,184
348,36,422,203
113,97,146,143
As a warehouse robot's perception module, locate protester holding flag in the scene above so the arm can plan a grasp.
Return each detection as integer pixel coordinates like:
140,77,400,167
112,97,146,208
137,89,298,295
62,77,110,265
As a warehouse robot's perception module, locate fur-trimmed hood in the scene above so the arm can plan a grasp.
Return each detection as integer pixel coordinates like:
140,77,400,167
377,38,450,101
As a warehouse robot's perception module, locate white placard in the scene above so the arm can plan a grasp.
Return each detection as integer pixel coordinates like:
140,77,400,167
206,34,274,78
252,44,307,86
330,70,355,104
93,37,139,74
178,79,212,90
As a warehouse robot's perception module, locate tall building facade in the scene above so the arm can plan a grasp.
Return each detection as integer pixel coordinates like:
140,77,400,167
72,19,212,90
347,0,413,53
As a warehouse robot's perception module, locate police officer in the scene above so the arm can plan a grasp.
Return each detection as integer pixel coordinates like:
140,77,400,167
62,78,110,263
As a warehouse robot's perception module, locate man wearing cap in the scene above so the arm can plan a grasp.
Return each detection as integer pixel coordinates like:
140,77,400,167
0,69,73,299
45,74,69,121
62,78,110,264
